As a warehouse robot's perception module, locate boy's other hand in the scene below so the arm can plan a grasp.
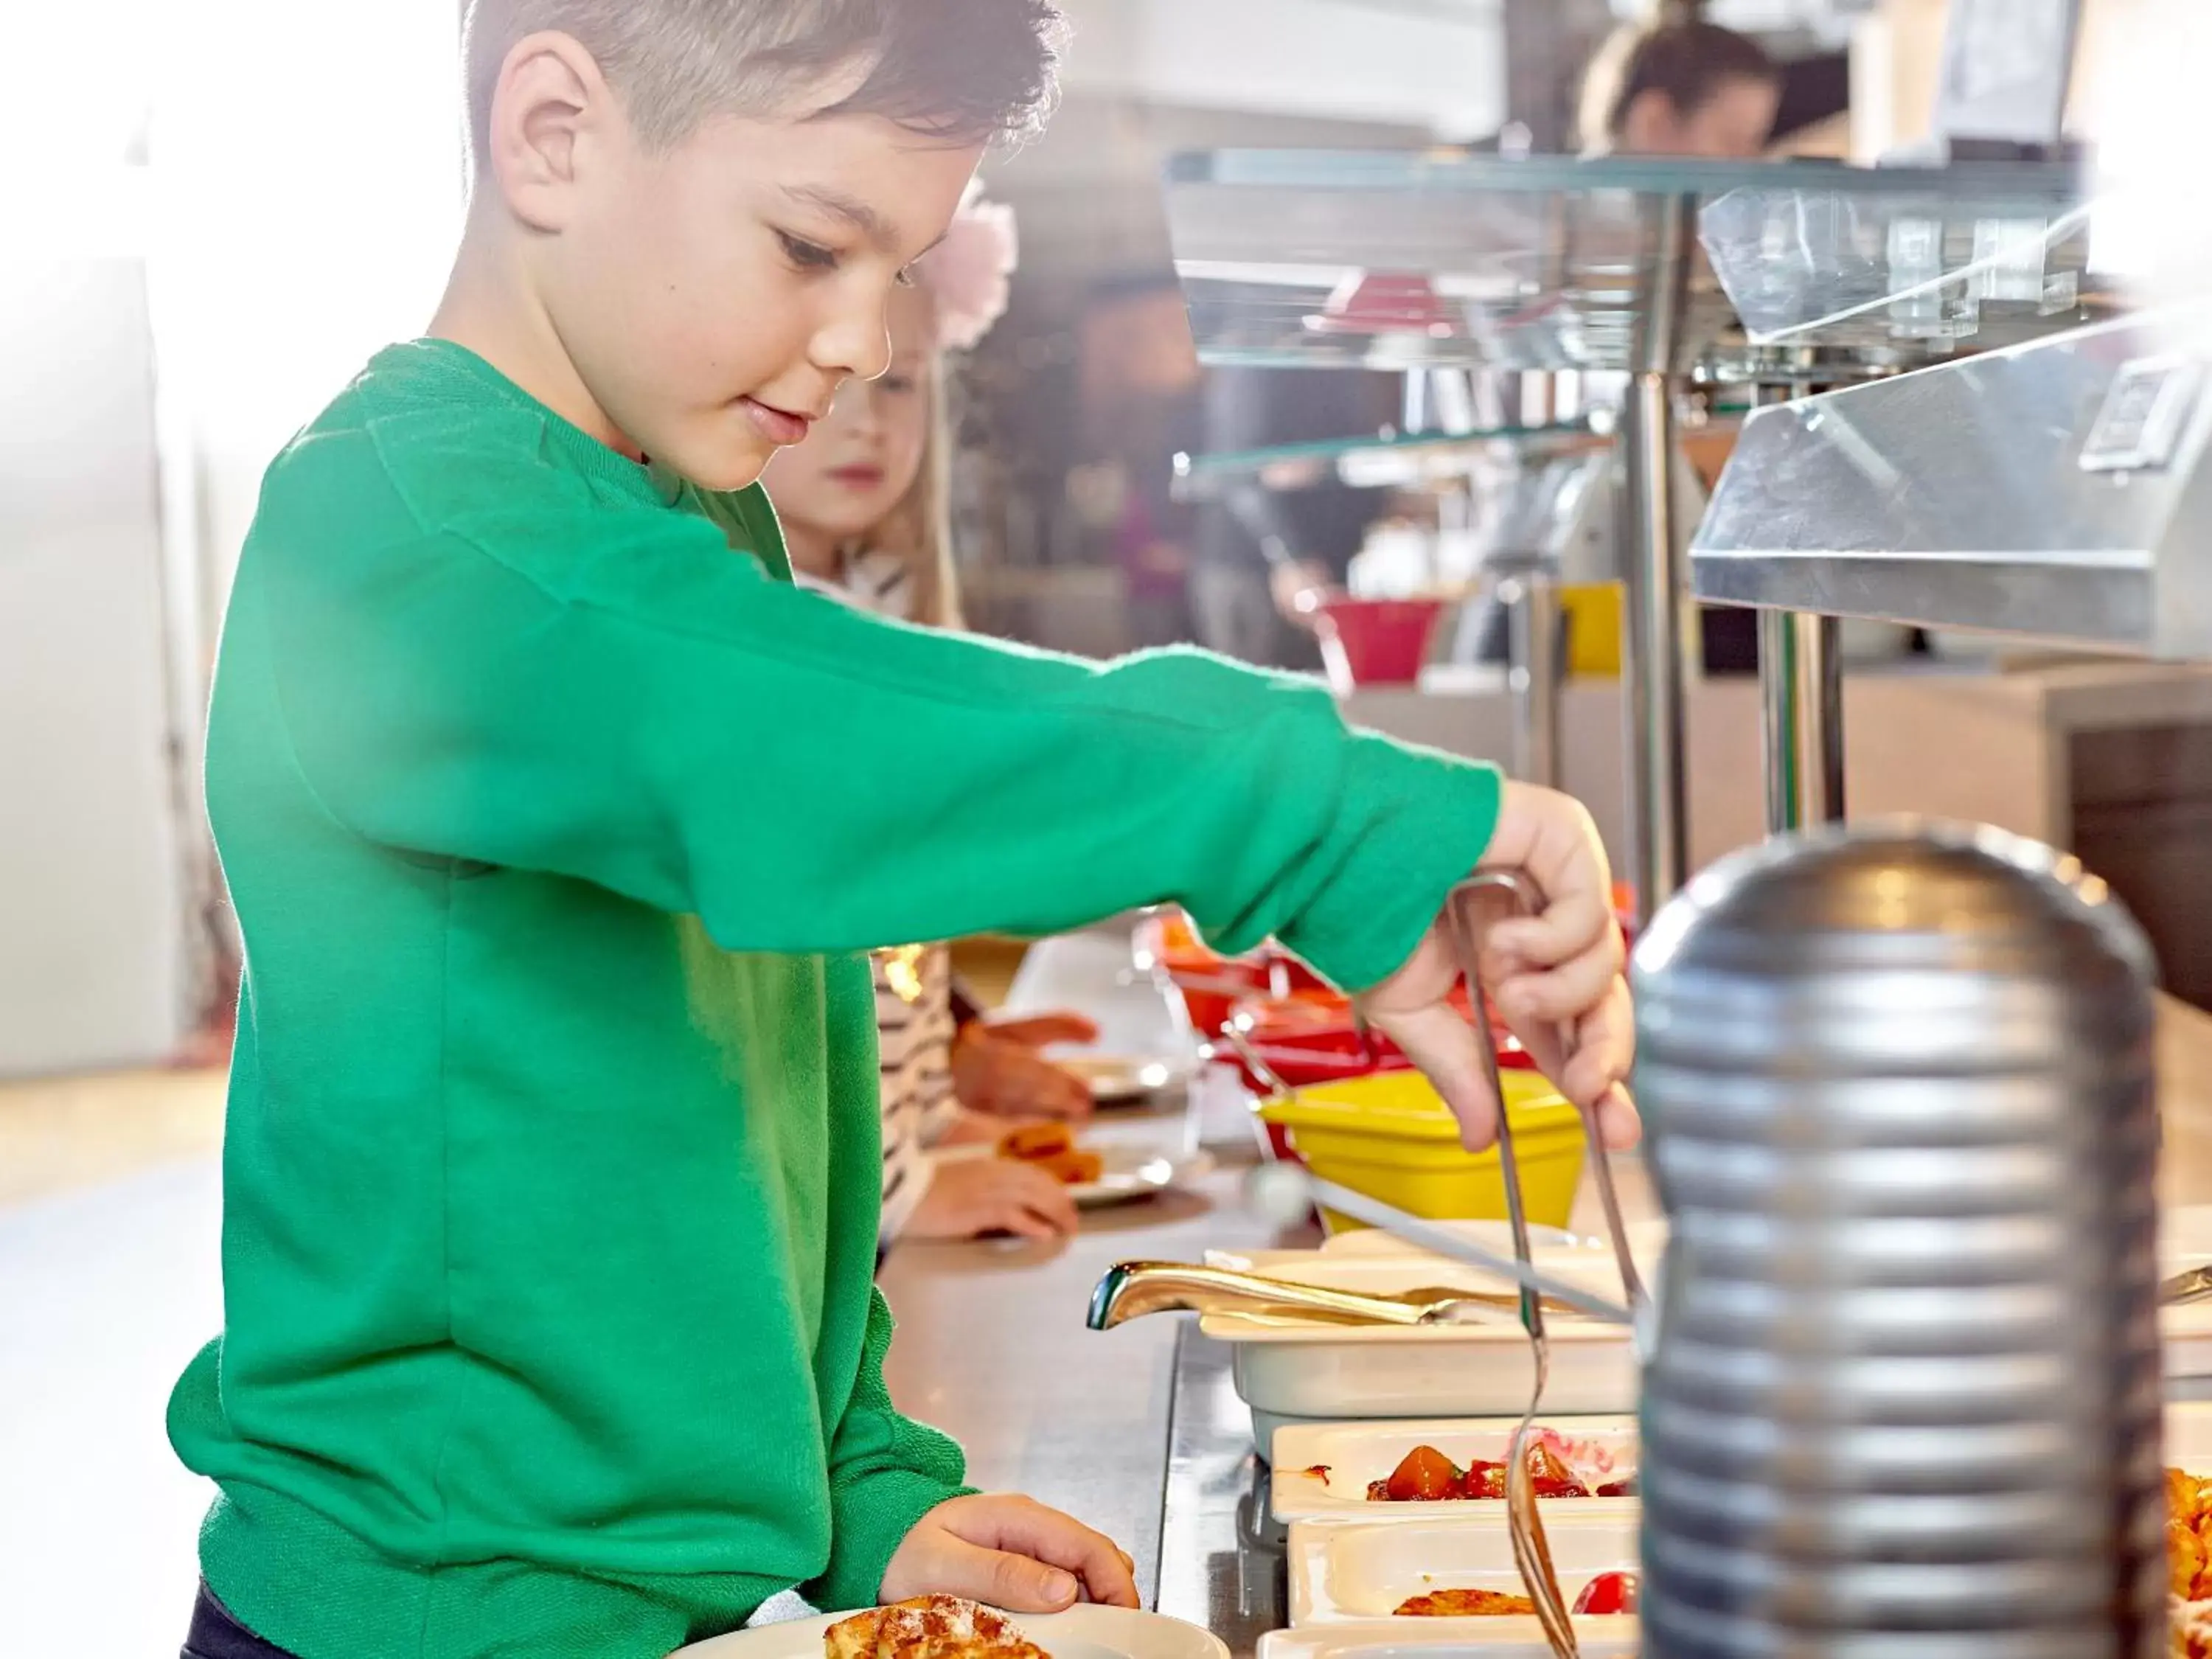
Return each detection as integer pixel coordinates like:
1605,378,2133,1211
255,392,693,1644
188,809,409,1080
1354,780,1637,1155
880,1494,1141,1612
908,1158,1079,1243
953,1026,1093,1122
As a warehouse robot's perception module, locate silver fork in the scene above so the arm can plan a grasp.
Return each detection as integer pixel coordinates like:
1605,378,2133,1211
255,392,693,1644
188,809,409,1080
1447,873,1579,1658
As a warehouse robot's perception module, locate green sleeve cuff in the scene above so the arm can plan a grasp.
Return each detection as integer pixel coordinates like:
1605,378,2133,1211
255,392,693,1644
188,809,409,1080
807,1467,977,1613
1273,734,1503,993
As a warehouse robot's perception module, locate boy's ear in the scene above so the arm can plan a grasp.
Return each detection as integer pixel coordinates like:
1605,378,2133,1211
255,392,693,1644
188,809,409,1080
485,30,616,232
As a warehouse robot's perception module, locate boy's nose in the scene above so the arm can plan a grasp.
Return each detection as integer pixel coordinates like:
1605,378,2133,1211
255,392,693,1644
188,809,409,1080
814,309,894,386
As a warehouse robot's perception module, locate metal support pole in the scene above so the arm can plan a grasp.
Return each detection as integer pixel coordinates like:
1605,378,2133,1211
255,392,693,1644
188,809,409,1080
1503,570,1563,788
1501,370,1562,789
1757,610,1846,832
1402,369,1431,437
1749,384,1847,835
1618,196,1696,923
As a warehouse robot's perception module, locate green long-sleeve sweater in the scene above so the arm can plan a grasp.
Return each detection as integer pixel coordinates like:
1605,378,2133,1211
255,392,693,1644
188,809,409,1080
169,340,1500,1659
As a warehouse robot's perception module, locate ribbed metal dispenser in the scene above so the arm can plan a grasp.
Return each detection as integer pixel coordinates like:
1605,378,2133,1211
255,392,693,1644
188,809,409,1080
1631,822,2163,1659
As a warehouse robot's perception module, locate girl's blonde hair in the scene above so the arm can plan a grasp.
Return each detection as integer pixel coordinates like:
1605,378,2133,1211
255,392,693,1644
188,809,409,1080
871,354,964,630
877,184,1015,630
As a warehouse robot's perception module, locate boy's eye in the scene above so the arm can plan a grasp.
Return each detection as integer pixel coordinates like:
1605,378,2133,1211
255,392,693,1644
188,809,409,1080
776,230,840,273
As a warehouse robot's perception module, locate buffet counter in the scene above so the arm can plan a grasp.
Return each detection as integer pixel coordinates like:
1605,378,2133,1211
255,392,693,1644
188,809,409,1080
877,990,2212,1640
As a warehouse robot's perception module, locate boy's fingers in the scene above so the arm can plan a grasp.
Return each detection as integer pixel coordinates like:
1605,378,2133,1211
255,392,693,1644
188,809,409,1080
1364,1003,1500,1152
949,1500,1141,1610
1590,1082,1642,1150
935,1537,1082,1612
1486,896,1620,971
1083,1549,1142,1609
1492,945,1622,1029
1539,981,1637,1136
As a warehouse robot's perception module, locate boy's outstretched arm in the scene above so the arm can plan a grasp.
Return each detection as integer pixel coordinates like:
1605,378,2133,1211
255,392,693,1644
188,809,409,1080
269,487,1630,1140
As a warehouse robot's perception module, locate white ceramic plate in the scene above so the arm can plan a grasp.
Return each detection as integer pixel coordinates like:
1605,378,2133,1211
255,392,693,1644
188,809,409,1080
1069,1144,1215,1208
936,1141,1212,1209
675,1604,1229,1659
1287,1512,1638,1625
1259,1621,1641,1659
1270,1416,1638,1523
1055,1054,1196,1107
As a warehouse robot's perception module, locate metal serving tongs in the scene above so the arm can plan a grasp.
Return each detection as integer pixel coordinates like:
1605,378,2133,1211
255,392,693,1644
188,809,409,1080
1088,1259,1582,1331
1445,872,1579,1658
1450,874,1647,1321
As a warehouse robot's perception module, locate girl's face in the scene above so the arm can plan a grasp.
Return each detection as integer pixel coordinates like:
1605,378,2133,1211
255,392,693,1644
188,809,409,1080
762,281,937,557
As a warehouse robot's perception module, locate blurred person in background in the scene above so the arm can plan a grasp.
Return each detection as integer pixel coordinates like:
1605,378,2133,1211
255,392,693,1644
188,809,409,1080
1585,15,1781,672
1579,15,1781,159
1195,368,1397,667
1260,18,1781,667
1074,279,1203,648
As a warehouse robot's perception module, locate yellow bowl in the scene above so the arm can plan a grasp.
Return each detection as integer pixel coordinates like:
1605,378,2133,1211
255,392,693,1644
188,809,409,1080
1258,1068,1586,1234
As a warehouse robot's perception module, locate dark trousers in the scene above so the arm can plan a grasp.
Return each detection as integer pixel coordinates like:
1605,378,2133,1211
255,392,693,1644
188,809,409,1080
182,1582,299,1659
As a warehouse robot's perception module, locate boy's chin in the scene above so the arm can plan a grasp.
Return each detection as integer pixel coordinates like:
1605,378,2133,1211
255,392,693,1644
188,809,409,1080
664,437,771,495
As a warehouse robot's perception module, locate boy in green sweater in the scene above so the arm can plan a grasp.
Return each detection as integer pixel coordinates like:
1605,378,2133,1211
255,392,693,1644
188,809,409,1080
170,2,1638,1656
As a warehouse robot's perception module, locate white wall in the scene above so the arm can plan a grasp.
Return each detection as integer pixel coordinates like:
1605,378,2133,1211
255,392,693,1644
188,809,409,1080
1056,0,1506,139
150,0,466,599
0,1,465,1074
0,257,189,1076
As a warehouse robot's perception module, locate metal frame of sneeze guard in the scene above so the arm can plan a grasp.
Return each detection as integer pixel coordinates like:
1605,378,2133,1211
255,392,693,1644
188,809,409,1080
1161,147,2099,913
1693,300,2212,655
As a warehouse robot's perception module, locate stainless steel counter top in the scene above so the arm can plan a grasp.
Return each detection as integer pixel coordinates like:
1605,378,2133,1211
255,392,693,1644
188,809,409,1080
877,1107,1306,1604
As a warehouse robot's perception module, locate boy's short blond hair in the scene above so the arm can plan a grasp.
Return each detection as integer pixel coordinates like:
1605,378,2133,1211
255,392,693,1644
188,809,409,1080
463,0,1065,159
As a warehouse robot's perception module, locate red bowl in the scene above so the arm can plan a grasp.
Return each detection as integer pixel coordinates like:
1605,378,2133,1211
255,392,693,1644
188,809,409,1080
1317,271,1455,334
1225,988,1535,1099
1134,913,1326,1038
1313,597,1447,692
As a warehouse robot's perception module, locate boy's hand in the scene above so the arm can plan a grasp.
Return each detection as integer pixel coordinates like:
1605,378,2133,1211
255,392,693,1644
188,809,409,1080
953,1026,1093,1122
1355,781,1637,1154
880,1494,1141,1611
908,1158,1079,1243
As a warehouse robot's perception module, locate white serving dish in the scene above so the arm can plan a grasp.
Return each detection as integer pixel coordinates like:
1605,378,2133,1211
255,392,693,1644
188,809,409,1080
2166,1206,2212,1387
1271,1416,1638,1524
1289,1512,1639,1626
1315,1217,1668,1272
1259,1621,1640,1659
1198,1253,1638,1455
